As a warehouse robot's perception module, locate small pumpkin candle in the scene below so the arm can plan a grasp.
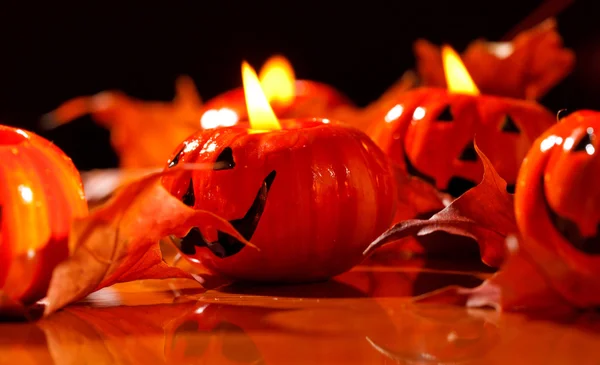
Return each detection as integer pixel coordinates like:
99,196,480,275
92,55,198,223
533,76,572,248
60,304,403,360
0,126,88,305
514,110,600,307
199,55,357,130
162,62,396,282
368,46,556,198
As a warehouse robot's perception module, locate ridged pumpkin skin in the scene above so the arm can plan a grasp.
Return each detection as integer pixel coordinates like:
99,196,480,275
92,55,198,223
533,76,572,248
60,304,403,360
162,119,397,282
0,125,88,304
368,88,556,197
514,110,600,307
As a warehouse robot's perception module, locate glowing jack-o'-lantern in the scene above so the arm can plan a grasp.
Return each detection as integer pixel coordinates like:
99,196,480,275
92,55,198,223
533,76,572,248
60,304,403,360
162,62,396,282
199,55,355,130
514,110,600,306
368,46,556,197
0,126,88,305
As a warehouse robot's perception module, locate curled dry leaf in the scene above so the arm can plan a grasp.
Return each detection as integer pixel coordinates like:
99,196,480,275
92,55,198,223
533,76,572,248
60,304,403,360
44,168,255,315
390,165,450,223
368,165,451,258
414,18,575,100
42,76,203,168
364,142,517,267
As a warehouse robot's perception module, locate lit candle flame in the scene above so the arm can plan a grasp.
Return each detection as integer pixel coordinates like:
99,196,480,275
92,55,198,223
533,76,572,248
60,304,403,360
441,45,480,95
259,55,296,106
242,61,282,133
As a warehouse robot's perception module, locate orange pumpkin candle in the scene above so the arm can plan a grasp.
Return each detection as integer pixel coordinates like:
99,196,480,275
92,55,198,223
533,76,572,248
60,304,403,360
0,126,88,306
368,46,556,199
162,62,396,282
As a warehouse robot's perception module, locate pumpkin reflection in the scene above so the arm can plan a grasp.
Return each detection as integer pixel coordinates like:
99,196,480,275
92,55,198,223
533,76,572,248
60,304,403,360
163,299,393,364
366,305,499,364
5,300,600,364
165,304,274,364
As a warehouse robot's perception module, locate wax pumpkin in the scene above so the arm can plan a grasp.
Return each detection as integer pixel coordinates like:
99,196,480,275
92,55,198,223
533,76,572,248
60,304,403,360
0,126,88,305
161,120,397,282
368,87,556,197
514,110,600,307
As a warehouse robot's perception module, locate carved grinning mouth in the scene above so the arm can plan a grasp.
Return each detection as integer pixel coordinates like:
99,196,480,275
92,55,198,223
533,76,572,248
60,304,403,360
543,177,600,255
170,171,277,258
402,145,515,196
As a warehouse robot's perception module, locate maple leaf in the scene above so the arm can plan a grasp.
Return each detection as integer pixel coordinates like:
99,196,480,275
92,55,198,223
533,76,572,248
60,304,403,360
364,142,518,267
43,168,255,315
41,76,203,169
414,18,575,100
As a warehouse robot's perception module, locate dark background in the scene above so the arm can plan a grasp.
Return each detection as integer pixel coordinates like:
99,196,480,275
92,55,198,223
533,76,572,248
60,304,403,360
0,0,597,170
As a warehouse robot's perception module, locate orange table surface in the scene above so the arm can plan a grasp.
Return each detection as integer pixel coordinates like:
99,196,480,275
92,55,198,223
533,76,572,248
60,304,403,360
1,255,599,365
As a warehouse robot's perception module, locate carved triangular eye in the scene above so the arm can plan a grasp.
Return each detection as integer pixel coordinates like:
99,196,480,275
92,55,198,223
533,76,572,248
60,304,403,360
458,141,477,162
182,178,195,207
500,115,521,134
214,147,236,170
435,105,453,122
573,131,594,153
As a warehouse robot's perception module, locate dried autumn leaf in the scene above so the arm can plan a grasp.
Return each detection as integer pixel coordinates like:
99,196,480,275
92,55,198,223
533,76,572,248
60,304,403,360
415,18,575,100
391,165,450,223
44,169,255,315
369,166,452,258
364,142,517,267
42,76,203,168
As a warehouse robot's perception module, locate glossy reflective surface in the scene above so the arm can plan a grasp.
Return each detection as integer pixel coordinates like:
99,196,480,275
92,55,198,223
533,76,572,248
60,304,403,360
1,256,599,364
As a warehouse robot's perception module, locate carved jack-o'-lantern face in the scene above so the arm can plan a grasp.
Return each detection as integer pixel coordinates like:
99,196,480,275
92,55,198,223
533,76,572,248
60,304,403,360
368,88,556,196
161,120,396,283
517,110,600,254
514,110,600,307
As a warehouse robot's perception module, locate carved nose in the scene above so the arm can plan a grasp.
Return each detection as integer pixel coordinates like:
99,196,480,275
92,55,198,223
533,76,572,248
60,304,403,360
435,105,453,122
458,141,477,162
500,115,521,134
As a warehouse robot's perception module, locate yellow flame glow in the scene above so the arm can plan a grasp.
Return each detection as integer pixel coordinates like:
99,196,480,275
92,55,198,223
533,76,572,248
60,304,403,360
442,45,480,95
242,61,282,133
259,55,296,106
